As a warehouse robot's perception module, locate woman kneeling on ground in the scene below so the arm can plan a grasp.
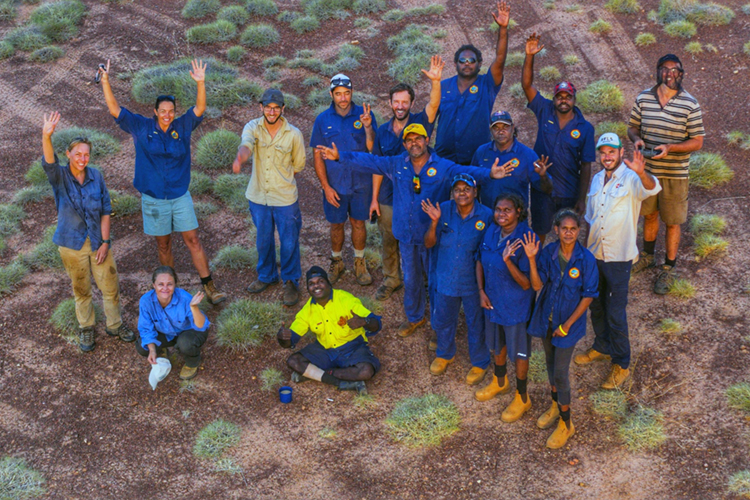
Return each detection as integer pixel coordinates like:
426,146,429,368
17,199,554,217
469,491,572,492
475,194,536,424
42,111,134,352
136,266,209,380
525,209,599,449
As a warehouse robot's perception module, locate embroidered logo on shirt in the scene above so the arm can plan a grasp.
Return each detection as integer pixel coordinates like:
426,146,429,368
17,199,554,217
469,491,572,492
171,130,179,140
426,167,437,177
475,220,485,230
569,267,580,278
510,158,520,167
469,85,479,94
570,129,581,139
353,121,363,129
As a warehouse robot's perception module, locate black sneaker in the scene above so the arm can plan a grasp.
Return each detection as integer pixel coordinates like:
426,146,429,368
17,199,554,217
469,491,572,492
79,327,95,352
106,324,135,342
338,380,367,394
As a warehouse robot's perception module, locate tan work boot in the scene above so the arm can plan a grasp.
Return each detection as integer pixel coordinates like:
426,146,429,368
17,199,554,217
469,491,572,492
428,331,437,351
601,364,631,390
203,280,226,305
282,281,300,306
537,401,561,429
180,365,199,380
328,256,345,284
475,375,510,402
466,366,488,386
574,348,611,365
397,317,426,337
501,391,532,423
429,356,454,375
354,256,372,286
546,418,575,449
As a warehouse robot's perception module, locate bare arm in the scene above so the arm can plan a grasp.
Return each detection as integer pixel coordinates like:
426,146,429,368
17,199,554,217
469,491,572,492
653,136,704,159
522,34,544,103
95,215,111,265
370,174,383,217
627,125,644,149
314,148,340,208
98,60,121,118
190,59,207,117
42,111,60,164
489,1,510,85
422,55,445,123
574,162,592,215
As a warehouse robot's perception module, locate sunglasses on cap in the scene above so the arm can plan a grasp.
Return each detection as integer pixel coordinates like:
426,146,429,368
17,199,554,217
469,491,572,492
412,176,421,195
330,77,352,88
458,57,477,64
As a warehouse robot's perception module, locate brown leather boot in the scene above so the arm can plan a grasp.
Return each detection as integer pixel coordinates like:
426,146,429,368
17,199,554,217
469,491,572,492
203,280,226,304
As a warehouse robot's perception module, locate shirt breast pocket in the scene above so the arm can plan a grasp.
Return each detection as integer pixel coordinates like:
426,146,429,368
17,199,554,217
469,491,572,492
273,143,293,166
322,129,340,147
609,187,630,213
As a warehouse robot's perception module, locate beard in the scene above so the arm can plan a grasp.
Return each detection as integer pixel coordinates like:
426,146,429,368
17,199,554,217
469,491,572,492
657,70,683,90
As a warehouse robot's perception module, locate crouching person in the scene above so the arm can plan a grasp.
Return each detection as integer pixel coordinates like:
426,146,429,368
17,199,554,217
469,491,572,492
278,266,381,394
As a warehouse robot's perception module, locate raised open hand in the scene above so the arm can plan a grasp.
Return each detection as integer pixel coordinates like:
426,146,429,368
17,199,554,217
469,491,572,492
492,1,510,27
624,149,646,175
190,59,207,83
490,158,516,179
534,155,551,177
521,232,539,258
190,291,205,307
316,142,340,161
502,238,523,262
525,33,544,56
43,111,61,137
421,55,445,81
421,198,441,221
360,103,372,128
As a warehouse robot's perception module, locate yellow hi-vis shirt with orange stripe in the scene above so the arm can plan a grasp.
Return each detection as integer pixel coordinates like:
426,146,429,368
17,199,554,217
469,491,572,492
289,289,373,349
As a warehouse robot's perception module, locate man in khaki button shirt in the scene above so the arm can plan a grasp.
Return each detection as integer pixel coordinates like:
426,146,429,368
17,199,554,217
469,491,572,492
233,88,306,305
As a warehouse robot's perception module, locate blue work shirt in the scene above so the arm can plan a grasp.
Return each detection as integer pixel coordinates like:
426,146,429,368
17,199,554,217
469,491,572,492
373,110,435,206
43,155,111,251
138,288,210,348
528,241,599,348
471,139,550,209
115,107,203,200
435,73,502,165
527,93,595,199
478,221,536,325
309,103,377,195
433,200,491,297
336,151,493,245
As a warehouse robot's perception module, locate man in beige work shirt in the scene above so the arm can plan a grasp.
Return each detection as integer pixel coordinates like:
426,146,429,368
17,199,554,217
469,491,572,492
233,89,306,306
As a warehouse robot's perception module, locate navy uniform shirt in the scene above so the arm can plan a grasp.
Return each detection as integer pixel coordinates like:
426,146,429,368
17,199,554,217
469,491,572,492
433,200,491,297
43,155,112,251
435,73,502,165
528,241,599,348
471,139,551,209
336,151,493,246
477,220,536,325
309,103,377,196
527,93,595,199
373,110,434,206
115,107,203,200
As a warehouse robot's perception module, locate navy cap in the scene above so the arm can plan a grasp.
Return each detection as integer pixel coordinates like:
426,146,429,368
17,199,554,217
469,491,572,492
306,266,330,285
490,111,513,127
452,173,477,188
260,88,284,106
657,53,682,70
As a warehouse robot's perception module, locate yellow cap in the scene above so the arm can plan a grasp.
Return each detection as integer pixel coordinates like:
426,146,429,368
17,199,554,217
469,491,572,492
402,123,428,139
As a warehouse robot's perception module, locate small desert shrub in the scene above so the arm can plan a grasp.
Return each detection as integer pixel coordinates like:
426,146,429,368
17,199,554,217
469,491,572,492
725,131,746,145
193,201,218,219
382,8,405,22
50,298,103,342
319,427,337,439
618,407,666,451
0,0,17,22
407,3,445,16
186,20,238,44
743,4,750,14
193,420,242,459
211,245,258,270
527,350,547,383
330,56,360,73
213,173,250,212
694,234,728,259
353,0,385,14
51,126,120,161
290,15,319,33
0,261,29,296
13,185,52,205
182,0,221,19
195,129,241,171
605,0,640,13
589,19,613,34
505,51,525,67
539,66,561,81
5,26,50,51
564,4,582,13
262,55,286,68
363,248,381,270
385,394,461,447
214,457,242,474
189,171,213,195
25,161,47,185
22,226,61,270
745,41,750,56
684,41,702,54
563,54,579,65
686,3,735,25
0,40,15,59
240,23,279,48
689,152,733,189
301,76,321,87
287,56,324,71
432,28,447,39
508,82,524,99
301,0,352,20
339,43,364,61
543,0,556,8
659,318,683,335
359,296,383,315
277,10,300,22
245,0,278,16
109,190,140,217
259,367,285,390
387,24,441,86
667,278,695,299
218,5,250,25
577,80,624,113
0,204,25,239
282,93,301,110
728,471,750,498
595,121,628,139
306,87,330,107
29,0,86,42
589,390,628,419
664,20,696,38
215,299,283,349
727,383,750,413
226,45,246,62
353,17,372,28
0,456,46,499
690,213,726,235
29,44,64,63
635,32,656,45
365,221,381,248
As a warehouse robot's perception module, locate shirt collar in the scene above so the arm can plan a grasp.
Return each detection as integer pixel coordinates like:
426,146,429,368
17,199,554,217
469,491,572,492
310,288,335,305
328,102,358,118
491,138,518,154
453,200,477,219
552,240,585,263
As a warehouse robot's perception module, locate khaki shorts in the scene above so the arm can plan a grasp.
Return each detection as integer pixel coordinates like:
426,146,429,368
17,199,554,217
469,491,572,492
640,177,688,225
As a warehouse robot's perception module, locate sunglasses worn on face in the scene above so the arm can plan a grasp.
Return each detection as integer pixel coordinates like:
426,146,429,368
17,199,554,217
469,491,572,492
412,176,421,195
458,57,477,64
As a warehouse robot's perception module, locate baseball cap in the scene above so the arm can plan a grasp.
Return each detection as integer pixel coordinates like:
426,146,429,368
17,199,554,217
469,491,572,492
657,53,682,70
330,73,352,90
596,132,622,150
490,111,513,127
452,173,476,188
402,123,428,139
260,88,284,106
554,81,577,97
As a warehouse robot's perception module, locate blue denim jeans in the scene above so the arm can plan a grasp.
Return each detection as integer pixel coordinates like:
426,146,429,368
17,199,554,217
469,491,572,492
590,260,632,368
248,201,302,284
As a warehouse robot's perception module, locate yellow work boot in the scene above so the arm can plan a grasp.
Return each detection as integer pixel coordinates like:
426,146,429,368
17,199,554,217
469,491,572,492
574,348,611,365
602,364,631,390
474,375,510,402
397,317,426,337
501,391,532,423
536,401,560,429
466,366,488,385
546,418,575,449
429,356,454,376
179,365,199,380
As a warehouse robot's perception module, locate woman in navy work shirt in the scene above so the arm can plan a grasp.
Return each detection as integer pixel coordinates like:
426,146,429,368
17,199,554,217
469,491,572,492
525,209,598,449
475,194,536,424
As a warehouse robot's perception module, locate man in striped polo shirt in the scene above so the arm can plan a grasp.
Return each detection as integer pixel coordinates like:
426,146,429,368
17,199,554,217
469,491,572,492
627,54,704,294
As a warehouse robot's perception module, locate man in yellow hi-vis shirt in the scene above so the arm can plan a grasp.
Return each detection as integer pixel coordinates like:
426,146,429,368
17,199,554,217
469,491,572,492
278,266,381,394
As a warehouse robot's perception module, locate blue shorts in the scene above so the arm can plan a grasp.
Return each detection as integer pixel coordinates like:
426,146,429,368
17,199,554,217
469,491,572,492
486,321,532,361
297,337,381,372
141,191,199,236
530,193,577,235
323,190,371,223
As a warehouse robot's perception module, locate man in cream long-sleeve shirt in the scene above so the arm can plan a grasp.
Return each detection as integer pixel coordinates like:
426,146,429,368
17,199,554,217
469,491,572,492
577,133,661,390
233,89,306,306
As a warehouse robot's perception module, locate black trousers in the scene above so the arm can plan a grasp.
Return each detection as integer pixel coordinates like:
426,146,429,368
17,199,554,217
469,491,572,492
135,329,208,368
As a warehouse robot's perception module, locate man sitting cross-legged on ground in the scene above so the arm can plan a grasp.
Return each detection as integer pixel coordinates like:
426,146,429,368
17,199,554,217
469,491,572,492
277,266,382,394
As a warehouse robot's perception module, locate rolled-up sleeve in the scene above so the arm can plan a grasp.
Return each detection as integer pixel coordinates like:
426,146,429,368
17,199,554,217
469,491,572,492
581,256,599,299
239,120,258,153
291,129,306,173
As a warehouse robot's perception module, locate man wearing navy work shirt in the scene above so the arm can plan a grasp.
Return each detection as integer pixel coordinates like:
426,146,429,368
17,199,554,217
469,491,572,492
471,110,553,211
316,124,507,340
434,1,510,165
371,55,444,301
522,33,595,242
310,74,377,286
